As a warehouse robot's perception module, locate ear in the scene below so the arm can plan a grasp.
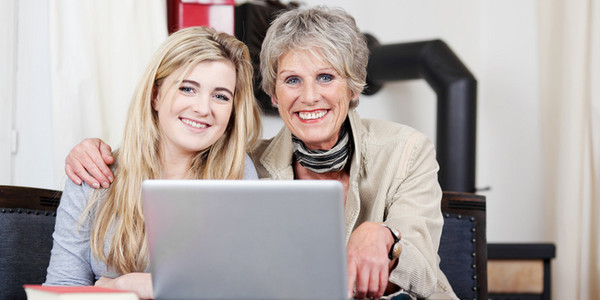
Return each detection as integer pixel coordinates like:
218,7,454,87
152,87,159,111
350,89,360,102
271,96,279,108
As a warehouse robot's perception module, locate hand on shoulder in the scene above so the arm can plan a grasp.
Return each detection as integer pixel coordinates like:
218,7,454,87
65,138,115,189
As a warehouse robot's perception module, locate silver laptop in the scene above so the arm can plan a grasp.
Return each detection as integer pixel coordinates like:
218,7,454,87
142,179,348,300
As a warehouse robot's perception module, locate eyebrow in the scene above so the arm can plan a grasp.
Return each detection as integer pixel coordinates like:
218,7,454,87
278,68,337,76
180,79,234,96
214,87,234,96
180,79,200,88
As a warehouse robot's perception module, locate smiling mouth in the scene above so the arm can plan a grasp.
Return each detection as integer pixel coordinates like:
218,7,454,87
181,118,208,129
297,110,327,120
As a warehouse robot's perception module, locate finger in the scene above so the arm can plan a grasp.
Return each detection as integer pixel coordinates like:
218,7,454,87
94,276,109,286
73,139,112,188
376,268,389,299
66,153,100,187
367,269,380,299
65,164,82,185
354,265,370,299
94,147,115,184
72,163,101,189
79,152,112,188
90,139,114,184
99,141,115,168
346,260,357,299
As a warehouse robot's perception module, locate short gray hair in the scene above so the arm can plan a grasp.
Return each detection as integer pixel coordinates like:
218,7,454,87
260,6,369,108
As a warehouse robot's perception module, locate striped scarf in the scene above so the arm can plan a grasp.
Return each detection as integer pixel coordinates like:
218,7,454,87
292,121,352,173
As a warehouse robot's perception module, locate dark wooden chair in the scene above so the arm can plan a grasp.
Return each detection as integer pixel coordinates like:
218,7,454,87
0,185,62,300
438,191,487,300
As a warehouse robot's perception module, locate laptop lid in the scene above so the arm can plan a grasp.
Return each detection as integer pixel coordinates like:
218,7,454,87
142,180,348,300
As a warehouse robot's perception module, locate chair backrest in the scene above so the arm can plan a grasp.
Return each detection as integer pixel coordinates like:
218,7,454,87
438,191,487,300
0,185,62,300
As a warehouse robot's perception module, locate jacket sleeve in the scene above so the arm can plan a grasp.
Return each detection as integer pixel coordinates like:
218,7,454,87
44,180,95,286
385,132,444,297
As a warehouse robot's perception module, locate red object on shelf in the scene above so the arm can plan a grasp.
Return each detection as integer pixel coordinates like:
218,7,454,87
167,0,235,35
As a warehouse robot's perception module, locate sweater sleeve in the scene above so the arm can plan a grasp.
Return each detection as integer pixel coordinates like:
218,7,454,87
243,153,259,179
44,180,96,286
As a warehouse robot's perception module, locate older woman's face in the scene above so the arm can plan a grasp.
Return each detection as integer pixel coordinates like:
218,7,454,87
273,49,356,150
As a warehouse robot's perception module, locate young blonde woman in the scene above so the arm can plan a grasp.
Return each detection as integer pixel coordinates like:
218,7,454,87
44,26,261,299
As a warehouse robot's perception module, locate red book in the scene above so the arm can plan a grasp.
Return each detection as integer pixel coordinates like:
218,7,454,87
23,284,139,300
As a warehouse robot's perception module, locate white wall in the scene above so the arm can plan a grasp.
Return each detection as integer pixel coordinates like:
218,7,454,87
3,0,545,243
0,0,55,190
0,0,18,184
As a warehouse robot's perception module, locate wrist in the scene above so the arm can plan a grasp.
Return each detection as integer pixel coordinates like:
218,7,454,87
379,223,401,260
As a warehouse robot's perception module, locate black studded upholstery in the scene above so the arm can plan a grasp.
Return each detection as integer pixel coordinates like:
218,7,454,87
0,186,61,300
438,191,487,300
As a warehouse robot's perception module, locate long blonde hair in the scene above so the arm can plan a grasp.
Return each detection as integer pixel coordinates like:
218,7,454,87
84,27,261,274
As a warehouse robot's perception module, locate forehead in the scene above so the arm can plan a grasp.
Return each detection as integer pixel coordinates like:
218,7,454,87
170,60,237,85
278,48,335,73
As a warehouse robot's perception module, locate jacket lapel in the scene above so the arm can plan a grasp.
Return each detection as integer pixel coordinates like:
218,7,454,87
259,126,295,180
344,111,363,241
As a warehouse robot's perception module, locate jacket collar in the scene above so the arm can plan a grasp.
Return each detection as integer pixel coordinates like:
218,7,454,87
259,125,295,180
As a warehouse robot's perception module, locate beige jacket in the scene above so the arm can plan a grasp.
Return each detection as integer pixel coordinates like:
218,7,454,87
250,110,457,299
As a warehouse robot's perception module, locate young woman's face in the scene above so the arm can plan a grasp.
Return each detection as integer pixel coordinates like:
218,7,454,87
153,60,235,160
273,49,355,150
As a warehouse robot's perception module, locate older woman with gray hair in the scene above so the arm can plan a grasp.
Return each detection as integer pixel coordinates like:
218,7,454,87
252,7,457,300
64,6,457,300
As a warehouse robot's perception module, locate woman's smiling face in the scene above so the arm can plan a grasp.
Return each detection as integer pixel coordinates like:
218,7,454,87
153,60,235,160
273,49,355,150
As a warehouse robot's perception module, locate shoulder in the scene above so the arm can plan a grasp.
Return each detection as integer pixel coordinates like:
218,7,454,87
250,138,273,160
243,153,259,179
349,113,438,180
57,179,107,224
250,125,289,159
59,180,97,211
356,117,433,151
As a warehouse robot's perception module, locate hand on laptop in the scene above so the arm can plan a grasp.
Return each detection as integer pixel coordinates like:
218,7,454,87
95,272,153,299
65,138,114,189
346,222,399,299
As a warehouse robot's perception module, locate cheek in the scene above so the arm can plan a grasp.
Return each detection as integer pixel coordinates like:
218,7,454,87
219,105,234,125
274,88,294,105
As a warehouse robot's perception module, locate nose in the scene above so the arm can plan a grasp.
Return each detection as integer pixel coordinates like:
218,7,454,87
300,81,319,105
192,95,211,116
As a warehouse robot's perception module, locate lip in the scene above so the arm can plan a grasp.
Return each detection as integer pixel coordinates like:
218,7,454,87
295,109,329,123
180,117,210,130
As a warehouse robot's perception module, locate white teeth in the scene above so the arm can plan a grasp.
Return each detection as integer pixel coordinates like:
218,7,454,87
298,110,326,120
181,119,207,128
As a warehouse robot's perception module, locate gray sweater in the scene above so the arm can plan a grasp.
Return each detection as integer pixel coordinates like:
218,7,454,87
45,154,258,285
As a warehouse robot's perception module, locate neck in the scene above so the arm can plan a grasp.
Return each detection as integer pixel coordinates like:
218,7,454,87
160,151,194,179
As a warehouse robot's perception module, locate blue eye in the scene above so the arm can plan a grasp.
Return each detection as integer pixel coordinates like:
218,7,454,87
285,76,301,85
214,94,230,101
179,86,195,94
317,74,333,82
